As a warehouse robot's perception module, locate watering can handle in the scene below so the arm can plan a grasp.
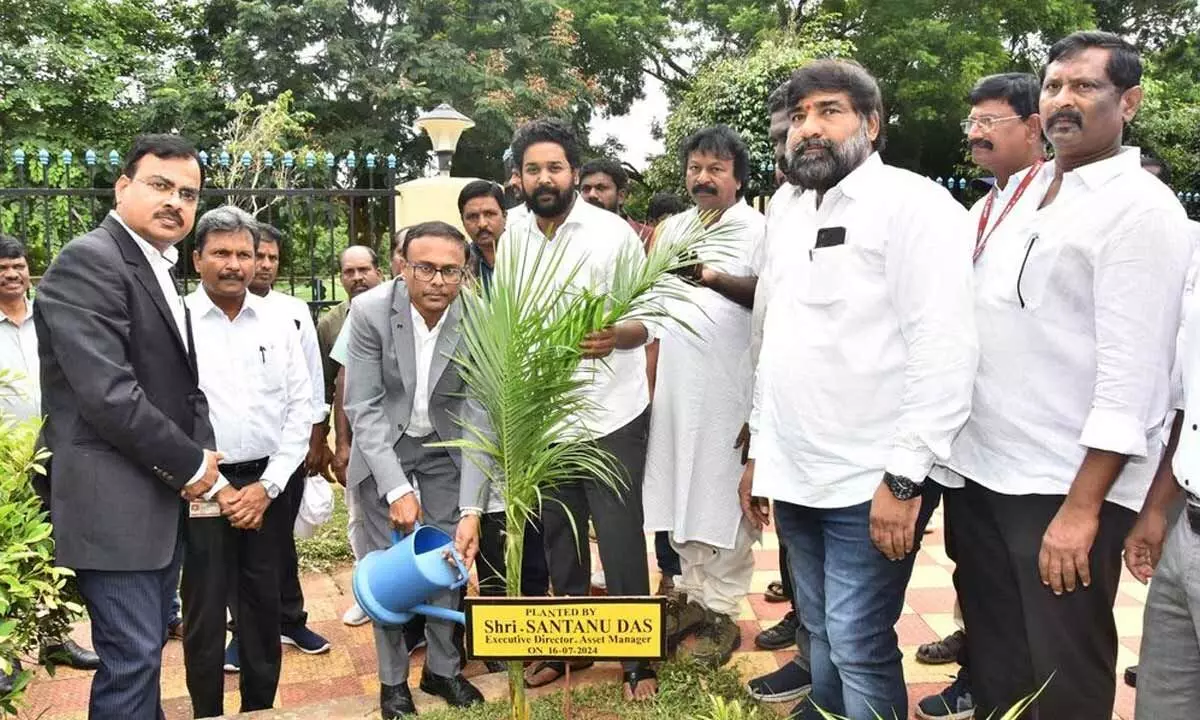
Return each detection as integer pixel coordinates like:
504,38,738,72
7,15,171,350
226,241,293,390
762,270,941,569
390,524,471,590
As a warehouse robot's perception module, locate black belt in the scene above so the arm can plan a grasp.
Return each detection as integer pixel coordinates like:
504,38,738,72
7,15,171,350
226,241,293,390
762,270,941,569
1186,502,1200,535
218,457,269,478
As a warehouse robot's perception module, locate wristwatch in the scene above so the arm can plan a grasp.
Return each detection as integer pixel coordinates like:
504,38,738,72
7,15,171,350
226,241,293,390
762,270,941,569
260,480,281,501
883,472,920,501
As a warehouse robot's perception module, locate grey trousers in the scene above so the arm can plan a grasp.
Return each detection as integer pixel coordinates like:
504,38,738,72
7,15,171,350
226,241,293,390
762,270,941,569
1136,506,1200,719
349,434,462,685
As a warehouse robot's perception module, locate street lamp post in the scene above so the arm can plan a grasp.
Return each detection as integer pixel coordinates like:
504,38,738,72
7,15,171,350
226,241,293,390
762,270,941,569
414,103,475,176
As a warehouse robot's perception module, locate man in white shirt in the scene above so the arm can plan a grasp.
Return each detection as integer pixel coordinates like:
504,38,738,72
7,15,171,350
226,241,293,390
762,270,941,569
643,125,761,669
915,71,1044,720
945,32,1192,719
476,118,659,700
181,206,312,718
740,60,977,720
343,221,486,718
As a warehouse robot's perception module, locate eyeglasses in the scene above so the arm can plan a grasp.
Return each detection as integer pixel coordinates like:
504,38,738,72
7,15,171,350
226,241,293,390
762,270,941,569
409,263,466,284
134,177,200,205
960,115,1022,134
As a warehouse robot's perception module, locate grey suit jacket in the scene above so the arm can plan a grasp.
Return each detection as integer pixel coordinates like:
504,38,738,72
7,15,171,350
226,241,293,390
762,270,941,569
343,280,469,500
33,214,215,571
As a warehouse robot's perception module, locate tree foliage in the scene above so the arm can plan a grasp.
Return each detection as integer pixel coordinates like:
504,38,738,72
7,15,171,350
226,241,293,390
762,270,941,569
643,24,853,197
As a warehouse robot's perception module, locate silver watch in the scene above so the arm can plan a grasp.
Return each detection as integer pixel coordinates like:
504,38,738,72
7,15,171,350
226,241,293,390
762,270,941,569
260,481,281,500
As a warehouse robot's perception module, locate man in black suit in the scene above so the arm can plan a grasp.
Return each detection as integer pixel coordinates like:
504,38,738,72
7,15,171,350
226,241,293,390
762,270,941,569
34,134,223,719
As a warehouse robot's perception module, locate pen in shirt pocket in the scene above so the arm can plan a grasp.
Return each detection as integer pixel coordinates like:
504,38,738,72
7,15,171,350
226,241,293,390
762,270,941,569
258,345,267,364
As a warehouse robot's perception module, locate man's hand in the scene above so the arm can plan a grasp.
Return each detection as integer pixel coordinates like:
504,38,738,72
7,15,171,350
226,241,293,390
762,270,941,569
580,327,617,360
389,492,423,534
305,430,333,479
869,480,922,561
214,485,241,516
226,481,271,530
1039,500,1100,595
738,461,770,530
734,422,751,466
1124,506,1170,584
455,513,482,569
182,449,224,501
332,443,350,486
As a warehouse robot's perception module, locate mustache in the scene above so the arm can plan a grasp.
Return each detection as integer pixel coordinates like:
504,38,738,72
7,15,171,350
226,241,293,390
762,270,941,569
691,184,718,196
217,271,244,280
1046,109,1083,129
969,138,994,151
155,209,183,225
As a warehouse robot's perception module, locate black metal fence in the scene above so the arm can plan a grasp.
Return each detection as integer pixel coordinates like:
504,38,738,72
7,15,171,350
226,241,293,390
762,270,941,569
0,149,405,311
3,148,1199,311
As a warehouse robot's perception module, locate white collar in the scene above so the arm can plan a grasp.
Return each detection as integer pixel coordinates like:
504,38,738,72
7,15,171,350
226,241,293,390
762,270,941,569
410,302,447,336
189,285,260,321
0,296,31,326
109,211,180,266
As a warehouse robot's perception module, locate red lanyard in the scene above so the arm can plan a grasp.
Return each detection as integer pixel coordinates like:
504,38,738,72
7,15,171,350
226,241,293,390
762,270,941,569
974,158,1044,264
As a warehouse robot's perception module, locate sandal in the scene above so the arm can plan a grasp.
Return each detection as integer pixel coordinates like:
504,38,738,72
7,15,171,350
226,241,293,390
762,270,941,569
764,580,789,603
623,664,658,701
916,629,966,665
523,659,594,688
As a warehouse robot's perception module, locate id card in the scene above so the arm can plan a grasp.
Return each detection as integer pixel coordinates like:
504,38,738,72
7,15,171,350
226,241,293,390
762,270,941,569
189,500,222,518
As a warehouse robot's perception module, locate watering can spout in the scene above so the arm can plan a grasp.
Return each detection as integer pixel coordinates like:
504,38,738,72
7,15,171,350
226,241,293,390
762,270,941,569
412,604,467,625
352,524,470,627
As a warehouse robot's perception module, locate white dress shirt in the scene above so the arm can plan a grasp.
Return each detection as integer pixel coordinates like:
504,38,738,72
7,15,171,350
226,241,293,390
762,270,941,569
750,153,978,508
110,211,212,489
949,148,1192,512
187,288,313,494
383,304,449,506
0,298,39,423
498,196,650,439
263,290,328,423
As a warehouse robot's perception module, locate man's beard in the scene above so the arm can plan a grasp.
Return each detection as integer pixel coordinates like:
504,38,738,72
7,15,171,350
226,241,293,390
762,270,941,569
583,195,617,213
785,123,873,193
525,185,574,219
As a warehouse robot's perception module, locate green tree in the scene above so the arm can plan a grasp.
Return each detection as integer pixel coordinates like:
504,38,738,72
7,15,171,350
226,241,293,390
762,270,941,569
0,0,201,148
643,24,853,198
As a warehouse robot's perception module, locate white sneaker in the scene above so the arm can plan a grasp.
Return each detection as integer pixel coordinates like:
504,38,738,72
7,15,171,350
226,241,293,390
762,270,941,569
342,602,370,626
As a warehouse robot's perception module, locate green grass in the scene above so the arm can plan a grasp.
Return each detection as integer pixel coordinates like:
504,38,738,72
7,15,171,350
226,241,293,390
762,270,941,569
417,657,766,720
295,482,355,573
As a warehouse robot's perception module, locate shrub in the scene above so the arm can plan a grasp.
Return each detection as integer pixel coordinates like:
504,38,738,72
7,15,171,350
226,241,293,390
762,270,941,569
0,369,81,716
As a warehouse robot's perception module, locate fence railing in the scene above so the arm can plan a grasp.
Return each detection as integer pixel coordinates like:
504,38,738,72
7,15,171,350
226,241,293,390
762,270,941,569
0,148,407,311
3,149,1199,313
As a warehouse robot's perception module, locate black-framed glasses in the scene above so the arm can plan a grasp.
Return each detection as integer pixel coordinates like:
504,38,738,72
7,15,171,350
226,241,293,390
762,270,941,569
960,115,1022,134
410,263,466,284
134,176,200,204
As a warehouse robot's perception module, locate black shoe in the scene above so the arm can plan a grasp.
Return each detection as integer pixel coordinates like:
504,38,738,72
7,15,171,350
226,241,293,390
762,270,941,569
484,660,507,674
40,639,100,671
756,611,799,651
1125,665,1137,688
0,659,22,695
380,683,416,719
418,669,484,707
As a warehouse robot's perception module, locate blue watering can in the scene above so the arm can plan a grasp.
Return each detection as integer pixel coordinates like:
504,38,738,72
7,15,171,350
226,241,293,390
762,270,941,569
352,524,469,627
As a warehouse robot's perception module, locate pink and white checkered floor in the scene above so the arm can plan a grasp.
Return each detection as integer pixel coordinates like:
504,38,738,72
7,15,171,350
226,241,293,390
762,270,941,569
20,508,1143,719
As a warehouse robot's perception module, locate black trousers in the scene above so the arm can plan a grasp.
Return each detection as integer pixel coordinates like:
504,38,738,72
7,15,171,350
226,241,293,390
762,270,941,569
182,460,287,718
228,464,307,635
946,479,1134,720
542,409,651,671
478,514,551,597
278,464,307,631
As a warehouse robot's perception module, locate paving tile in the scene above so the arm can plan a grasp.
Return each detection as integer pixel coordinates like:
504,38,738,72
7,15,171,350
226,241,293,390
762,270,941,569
22,522,1149,720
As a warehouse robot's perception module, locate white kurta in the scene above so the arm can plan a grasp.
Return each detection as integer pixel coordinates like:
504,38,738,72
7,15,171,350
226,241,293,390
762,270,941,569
643,201,765,549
